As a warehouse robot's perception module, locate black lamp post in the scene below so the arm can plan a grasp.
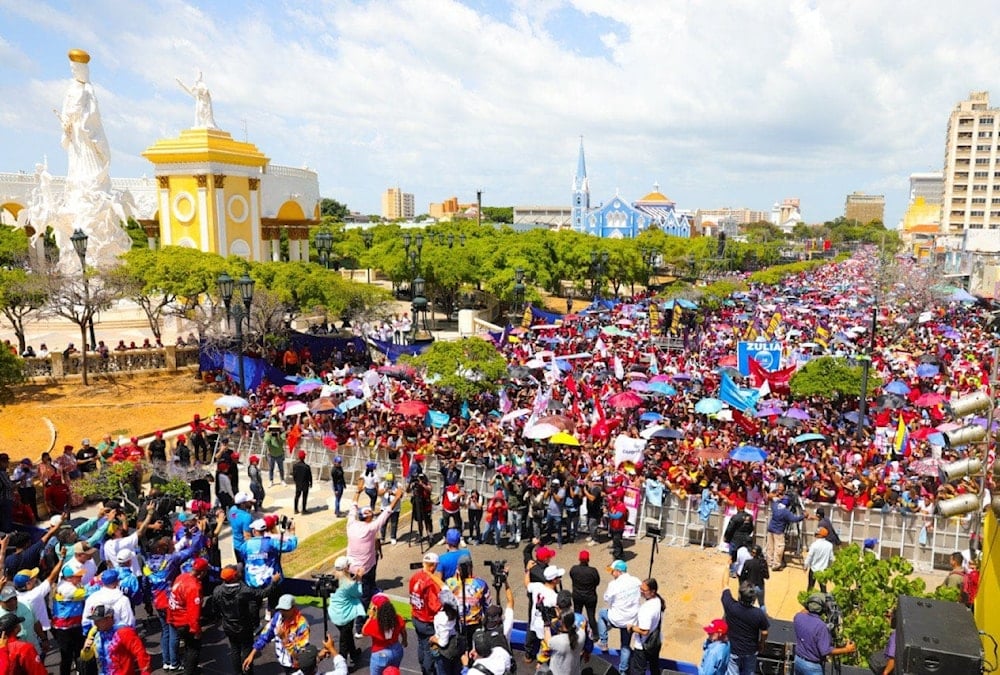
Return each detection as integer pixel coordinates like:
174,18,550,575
512,268,525,320
70,229,97,351
412,276,428,342
217,272,256,395
566,286,574,314
590,250,609,299
315,230,333,269
362,230,373,284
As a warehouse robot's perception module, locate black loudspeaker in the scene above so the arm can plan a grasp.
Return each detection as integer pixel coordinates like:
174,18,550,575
760,618,796,660
756,657,787,674
897,595,982,675
581,656,616,675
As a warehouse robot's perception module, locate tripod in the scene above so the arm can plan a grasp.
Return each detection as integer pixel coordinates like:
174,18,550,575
646,530,660,579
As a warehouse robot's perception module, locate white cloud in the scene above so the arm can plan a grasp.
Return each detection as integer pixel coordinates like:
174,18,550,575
3,0,1000,223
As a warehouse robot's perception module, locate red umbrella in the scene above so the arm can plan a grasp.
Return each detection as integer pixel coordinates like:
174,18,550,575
608,391,643,409
915,393,947,407
718,355,738,367
395,400,429,417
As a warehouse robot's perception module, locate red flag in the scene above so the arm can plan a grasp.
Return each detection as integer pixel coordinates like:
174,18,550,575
748,358,795,393
732,410,760,435
565,374,578,398
287,423,302,453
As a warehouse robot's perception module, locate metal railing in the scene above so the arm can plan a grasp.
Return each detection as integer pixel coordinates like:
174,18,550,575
23,346,199,380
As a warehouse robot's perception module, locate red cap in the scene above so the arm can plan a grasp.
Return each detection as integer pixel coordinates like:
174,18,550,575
220,566,239,582
371,593,390,608
231,452,240,461
192,558,210,573
155,430,163,437
218,463,230,473
535,546,556,562
297,451,307,460
264,514,279,529
130,436,138,443
177,434,186,442
579,549,590,561
734,498,746,510
193,414,200,421
703,618,728,635
249,455,260,464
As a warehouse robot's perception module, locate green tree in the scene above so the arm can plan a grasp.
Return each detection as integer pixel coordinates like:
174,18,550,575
806,544,959,666
0,269,47,354
481,206,513,224
401,337,507,400
789,356,882,398
320,197,350,220
0,349,26,404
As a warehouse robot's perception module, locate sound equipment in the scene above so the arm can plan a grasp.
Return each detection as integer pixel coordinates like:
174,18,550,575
760,618,796,660
897,595,982,675
581,655,616,675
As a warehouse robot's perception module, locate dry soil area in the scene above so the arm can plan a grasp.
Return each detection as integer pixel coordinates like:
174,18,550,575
0,370,218,459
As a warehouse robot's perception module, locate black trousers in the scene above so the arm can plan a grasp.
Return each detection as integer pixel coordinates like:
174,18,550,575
53,627,86,675
573,594,598,638
176,625,202,675
336,620,360,662
294,484,310,512
225,629,255,675
611,528,625,559
629,647,652,674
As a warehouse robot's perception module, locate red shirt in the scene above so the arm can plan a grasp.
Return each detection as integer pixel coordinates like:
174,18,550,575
167,572,203,635
3,638,47,675
608,502,628,532
362,614,405,652
408,570,442,623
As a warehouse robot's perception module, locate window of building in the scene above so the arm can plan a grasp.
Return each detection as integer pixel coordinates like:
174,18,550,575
981,117,995,125
958,145,972,151
973,184,989,191
972,197,987,204
957,159,970,165
976,159,991,165
970,210,985,216
959,118,974,125
978,131,993,137
978,145,994,151
957,172,969,179
991,211,1000,218
960,131,974,138
975,171,990,177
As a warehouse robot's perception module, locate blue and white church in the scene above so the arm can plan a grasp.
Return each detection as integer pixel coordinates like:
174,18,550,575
571,138,691,239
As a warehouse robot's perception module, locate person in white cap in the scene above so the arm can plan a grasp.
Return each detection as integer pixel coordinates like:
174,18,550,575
111,549,144,609
596,559,641,673
347,482,405,607
244,517,298,616
244,593,311,672
227,490,257,564
101,508,155,576
327,555,367,668
524,562,563,663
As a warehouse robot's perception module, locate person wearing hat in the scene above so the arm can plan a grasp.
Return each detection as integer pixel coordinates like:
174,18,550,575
244,594,312,673
328,556,368,669
607,489,629,560
13,563,61,652
596,560,641,673
347,482,405,608
147,429,168,463
0,612,46,675
293,449,313,514
569,549,601,635
720,581,770,675
765,492,810,571
330,455,347,517
67,540,100,585
173,433,191,467
482,489,508,549
793,593,855,674
0,517,63,579
524,560,562,663
82,569,134,633
0,581,45,657
190,412,210,464
698,618,731,675
212,564,280,675
52,563,95,675
302,634,350,675
804,527,835,593
110,550,143,608
101,508,155,579
228,491,257,564
80,603,151,675
75,439,99,474
438,528,472,581
378,471,402,545
244,516,298,613
264,422,286,485
167,557,211,673
11,458,39,521
144,532,206,672
723,498,755,578
216,458,236,510
360,593,407,675
248,454,266,506
408,551,446,675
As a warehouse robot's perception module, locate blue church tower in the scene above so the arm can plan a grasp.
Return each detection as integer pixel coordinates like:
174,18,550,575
571,136,589,232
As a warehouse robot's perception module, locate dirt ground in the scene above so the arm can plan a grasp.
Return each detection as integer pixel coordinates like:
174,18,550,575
0,369,218,459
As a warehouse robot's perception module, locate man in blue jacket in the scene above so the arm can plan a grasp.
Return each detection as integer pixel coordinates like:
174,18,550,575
765,496,807,571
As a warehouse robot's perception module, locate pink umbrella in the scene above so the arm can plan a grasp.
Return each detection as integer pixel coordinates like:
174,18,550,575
915,392,947,407
650,374,672,383
608,391,643,409
395,400,430,417
629,381,650,392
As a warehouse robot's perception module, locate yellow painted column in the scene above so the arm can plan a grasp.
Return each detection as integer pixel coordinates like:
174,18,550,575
975,510,999,652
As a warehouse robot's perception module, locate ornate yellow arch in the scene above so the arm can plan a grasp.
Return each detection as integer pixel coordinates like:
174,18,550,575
276,200,306,220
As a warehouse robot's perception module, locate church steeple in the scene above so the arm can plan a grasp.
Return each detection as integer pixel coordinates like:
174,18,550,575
572,136,590,232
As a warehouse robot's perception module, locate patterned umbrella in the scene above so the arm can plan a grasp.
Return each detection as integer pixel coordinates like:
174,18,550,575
608,391,643,409
395,400,430,417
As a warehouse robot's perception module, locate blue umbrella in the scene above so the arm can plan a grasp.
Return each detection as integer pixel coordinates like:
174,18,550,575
885,380,910,396
695,398,724,415
927,432,946,446
916,363,939,378
639,412,663,422
843,411,871,426
336,397,366,413
426,410,451,428
730,445,768,462
650,428,684,440
792,433,828,444
676,298,699,310
556,359,573,372
647,382,677,396
950,288,977,303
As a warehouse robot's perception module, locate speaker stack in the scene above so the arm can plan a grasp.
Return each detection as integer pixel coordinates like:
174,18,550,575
757,618,795,674
897,595,983,675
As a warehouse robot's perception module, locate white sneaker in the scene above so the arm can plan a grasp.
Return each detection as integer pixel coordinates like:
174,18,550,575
389,538,397,545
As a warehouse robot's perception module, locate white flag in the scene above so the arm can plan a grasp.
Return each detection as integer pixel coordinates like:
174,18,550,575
614,356,625,381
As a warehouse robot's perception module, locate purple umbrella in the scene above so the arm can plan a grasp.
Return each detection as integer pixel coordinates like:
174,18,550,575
785,408,811,421
294,380,324,395
916,363,939,378
757,406,784,417
629,381,651,392
346,380,364,394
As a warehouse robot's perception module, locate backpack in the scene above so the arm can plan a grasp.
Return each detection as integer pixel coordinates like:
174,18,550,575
961,569,979,607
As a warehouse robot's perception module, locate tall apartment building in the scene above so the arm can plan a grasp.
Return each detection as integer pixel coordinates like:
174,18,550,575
844,191,885,224
942,91,1000,252
910,172,943,204
381,187,415,220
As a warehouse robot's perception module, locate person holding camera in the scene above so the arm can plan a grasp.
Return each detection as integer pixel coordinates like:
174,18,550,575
378,472,402,545
347,484,404,607
409,551,446,675
721,582,769,675
543,479,566,547
212,565,279,675
244,517,298,613
327,556,367,669
482,489,508,548
792,594,855,675
524,561,562,664
410,472,435,543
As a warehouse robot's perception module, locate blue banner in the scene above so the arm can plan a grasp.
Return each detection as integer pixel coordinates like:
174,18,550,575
719,372,759,413
736,340,782,376
529,305,565,324
368,338,433,363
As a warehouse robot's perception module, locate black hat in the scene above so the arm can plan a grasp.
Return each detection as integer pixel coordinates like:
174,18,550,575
90,605,115,621
0,612,24,632
295,643,319,671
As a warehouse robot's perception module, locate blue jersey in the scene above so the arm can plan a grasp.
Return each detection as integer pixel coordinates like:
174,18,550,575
243,535,298,588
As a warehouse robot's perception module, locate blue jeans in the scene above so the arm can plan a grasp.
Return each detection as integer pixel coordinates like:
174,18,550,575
268,456,284,482
728,652,757,675
545,513,563,545
411,617,435,675
481,519,503,546
566,510,579,540
157,608,179,667
793,655,825,675
333,484,345,514
370,642,404,675
597,609,631,673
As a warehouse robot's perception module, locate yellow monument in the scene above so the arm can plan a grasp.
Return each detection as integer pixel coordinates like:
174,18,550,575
142,73,319,261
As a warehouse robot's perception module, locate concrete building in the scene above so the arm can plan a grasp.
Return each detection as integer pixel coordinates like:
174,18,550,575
694,207,770,237
512,206,573,230
844,191,885,224
770,198,803,233
429,196,476,221
381,186,414,220
942,91,1000,252
910,171,943,204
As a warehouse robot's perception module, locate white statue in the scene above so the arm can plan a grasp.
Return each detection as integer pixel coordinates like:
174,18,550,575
18,49,133,272
176,71,219,129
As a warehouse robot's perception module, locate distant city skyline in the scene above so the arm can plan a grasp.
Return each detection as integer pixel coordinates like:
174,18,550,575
3,1,1000,225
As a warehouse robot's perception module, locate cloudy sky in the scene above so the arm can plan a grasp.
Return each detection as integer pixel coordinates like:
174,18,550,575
2,1,998,225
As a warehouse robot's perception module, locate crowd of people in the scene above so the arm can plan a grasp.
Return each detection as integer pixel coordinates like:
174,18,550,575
0,247,994,674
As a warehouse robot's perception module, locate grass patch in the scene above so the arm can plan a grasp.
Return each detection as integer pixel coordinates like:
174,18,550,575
281,502,412,578
295,595,412,621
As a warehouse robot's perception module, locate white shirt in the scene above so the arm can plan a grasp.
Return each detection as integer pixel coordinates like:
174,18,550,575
471,646,513,675
804,538,835,572
82,587,134,630
17,581,52,631
526,581,558,638
604,572,642,627
734,546,752,576
630,597,662,650
103,533,142,575
433,610,457,648
66,558,98,586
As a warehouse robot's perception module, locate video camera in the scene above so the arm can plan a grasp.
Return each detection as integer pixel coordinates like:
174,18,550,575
312,573,339,597
280,515,293,530
485,559,508,592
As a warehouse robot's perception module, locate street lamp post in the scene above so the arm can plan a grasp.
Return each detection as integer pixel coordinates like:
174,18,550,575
512,267,525,322
566,286,574,314
411,276,428,342
217,272,256,396
590,250,609,299
69,228,97,386
315,230,333,269
362,230,373,284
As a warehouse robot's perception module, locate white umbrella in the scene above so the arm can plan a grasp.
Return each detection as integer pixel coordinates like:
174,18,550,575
501,408,531,424
282,401,309,417
523,423,560,439
214,395,248,409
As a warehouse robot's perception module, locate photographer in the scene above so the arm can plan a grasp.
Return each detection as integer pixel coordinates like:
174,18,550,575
244,517,298,613
525,562,562,664
409,551,446,675
327,556,367,669
211,565,279,675
505,475,527,545
543,479,566,547
792,593,855,675
409,473,435,543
